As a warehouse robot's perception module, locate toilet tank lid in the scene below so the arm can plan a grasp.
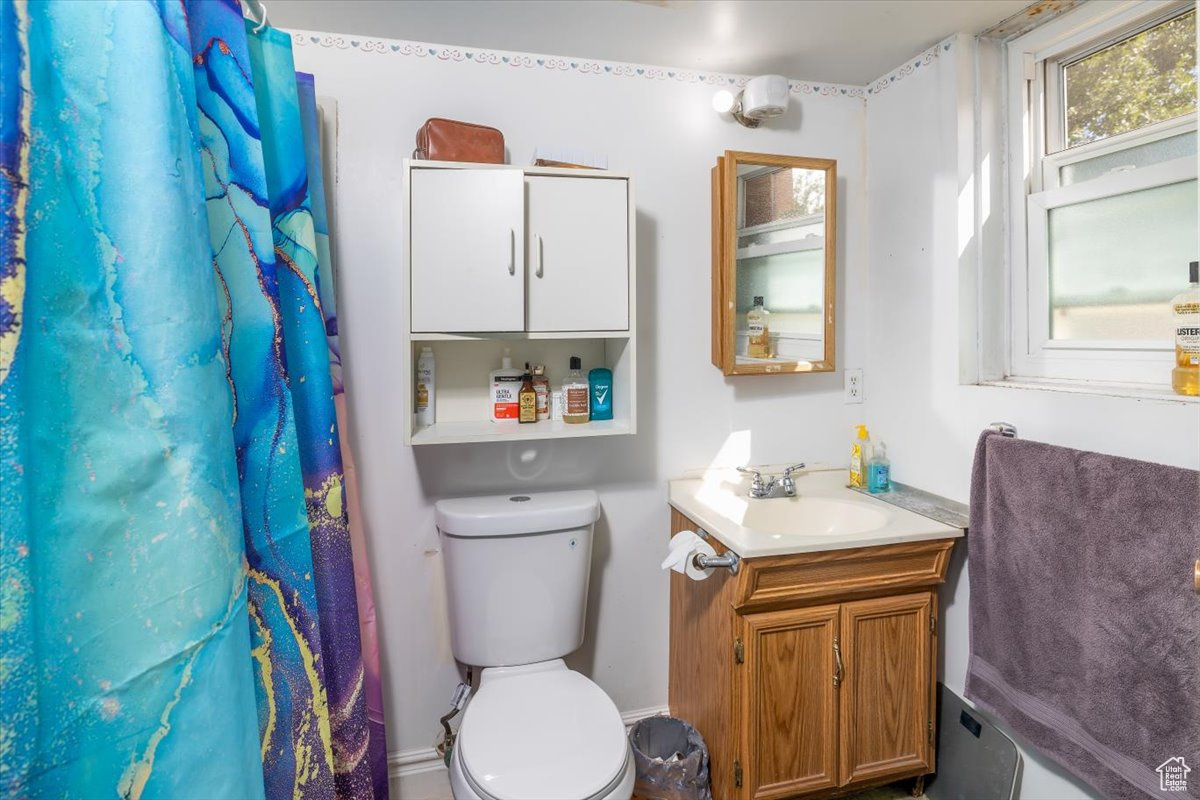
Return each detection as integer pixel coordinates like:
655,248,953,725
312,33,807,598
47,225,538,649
436,490,600,537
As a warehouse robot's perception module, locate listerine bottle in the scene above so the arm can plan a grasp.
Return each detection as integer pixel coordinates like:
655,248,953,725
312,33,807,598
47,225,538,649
747,295,771,358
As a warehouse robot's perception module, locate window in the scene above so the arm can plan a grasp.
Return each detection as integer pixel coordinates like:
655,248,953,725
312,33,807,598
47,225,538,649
1008,2,1197,386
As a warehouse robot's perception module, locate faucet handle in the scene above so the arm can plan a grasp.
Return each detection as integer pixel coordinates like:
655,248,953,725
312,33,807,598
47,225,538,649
782,463,806,476
737,466,771,497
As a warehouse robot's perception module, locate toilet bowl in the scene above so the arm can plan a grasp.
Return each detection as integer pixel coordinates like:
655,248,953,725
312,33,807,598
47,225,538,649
448,661,634,800
435,490,633,800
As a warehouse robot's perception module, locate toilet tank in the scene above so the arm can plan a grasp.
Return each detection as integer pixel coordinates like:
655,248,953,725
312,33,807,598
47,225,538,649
436,490,600,667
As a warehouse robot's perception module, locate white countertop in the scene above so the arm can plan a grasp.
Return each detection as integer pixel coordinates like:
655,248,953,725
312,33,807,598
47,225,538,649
668,467,963,558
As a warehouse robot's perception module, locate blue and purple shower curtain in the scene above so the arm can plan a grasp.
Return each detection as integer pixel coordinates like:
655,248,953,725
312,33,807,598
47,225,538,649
0,1,387,797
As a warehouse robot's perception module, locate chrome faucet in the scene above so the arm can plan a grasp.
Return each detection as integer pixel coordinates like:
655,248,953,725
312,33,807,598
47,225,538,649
737,464,806,499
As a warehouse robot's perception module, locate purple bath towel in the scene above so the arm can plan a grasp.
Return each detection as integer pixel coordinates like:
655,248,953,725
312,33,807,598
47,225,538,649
966,431,1200,800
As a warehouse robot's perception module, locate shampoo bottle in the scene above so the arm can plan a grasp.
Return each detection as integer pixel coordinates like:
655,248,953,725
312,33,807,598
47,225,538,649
1171,260,1199,396
415,346,435,428
489,348,523,423
849,425,872,488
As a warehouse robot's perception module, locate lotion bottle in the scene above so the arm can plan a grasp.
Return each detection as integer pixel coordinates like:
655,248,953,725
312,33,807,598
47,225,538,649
489,348,523,423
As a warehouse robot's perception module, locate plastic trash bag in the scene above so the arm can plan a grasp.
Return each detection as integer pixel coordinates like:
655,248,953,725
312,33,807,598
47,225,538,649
629,716,713,800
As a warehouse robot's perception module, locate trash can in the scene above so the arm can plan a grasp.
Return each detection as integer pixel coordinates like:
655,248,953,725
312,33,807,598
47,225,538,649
628,716,713,800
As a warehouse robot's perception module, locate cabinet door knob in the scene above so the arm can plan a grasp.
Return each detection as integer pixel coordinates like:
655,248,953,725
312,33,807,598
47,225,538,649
536,235,544,278
508,229,516,275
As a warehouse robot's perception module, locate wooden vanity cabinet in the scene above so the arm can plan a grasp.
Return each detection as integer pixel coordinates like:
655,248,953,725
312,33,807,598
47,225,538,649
668,509,954,800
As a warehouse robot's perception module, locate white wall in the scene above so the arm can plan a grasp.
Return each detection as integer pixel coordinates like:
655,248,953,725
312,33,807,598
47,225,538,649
864,34,1200,800
292,25,1199,797
289,32,870,769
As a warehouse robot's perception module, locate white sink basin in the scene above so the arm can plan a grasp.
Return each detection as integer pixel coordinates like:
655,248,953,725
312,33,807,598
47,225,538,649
740,496,889,538
668,467,963,557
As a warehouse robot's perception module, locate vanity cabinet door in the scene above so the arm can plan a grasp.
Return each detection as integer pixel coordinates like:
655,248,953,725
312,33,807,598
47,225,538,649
410,168,525,332
525,175,629,332
741,605,839,799
838,593,934,785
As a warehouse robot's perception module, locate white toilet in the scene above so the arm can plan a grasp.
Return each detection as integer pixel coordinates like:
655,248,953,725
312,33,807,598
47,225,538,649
436,490,635,800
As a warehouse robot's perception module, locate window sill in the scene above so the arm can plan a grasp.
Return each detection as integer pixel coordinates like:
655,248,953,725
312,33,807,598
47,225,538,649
978,377,1199,405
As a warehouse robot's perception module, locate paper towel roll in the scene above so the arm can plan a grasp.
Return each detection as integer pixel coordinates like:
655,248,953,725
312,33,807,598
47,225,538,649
662,530,715,581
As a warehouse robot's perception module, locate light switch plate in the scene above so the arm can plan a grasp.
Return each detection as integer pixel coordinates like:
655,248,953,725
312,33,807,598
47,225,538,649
844,368,863,404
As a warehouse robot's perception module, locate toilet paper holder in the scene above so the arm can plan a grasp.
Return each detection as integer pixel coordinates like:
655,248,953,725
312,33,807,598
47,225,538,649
694,529,741,575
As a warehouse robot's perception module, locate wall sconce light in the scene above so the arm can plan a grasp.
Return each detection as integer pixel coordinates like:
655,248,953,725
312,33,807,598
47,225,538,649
713,74,790,128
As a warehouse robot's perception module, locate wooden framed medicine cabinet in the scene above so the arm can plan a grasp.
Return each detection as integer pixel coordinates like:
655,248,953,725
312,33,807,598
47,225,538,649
711,151,837,376
400,159,637,446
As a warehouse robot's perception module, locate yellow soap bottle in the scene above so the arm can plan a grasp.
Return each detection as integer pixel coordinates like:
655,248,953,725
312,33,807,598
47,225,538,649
849,425,873,488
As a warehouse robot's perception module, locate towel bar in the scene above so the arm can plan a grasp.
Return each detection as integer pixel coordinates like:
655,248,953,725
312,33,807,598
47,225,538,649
988,422,1017,438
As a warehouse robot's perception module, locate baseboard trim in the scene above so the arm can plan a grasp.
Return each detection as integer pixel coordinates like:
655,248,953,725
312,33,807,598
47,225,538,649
388,746,443,779
620,704,670,728
387,704,670,780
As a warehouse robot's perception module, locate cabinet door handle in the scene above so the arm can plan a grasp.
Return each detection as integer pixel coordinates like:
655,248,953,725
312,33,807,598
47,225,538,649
833,635,843,688
536,235,544,278
508,229,516,275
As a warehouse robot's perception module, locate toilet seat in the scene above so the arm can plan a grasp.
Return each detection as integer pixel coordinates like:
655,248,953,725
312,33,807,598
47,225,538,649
455,660,630,800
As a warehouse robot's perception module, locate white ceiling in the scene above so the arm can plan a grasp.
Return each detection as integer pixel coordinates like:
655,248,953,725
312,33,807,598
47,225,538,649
267,0,1031,87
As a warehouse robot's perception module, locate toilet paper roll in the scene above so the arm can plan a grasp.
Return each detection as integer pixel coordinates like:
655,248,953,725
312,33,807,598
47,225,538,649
661,530,715,581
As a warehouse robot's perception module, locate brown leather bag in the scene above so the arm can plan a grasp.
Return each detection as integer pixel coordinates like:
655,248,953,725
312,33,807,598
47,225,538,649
414,118,505,163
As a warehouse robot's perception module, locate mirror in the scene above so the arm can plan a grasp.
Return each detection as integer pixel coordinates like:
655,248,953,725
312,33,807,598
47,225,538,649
711,151,836,375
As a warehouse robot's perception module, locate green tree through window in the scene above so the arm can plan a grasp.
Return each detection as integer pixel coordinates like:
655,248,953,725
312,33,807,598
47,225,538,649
1064,10,1196,148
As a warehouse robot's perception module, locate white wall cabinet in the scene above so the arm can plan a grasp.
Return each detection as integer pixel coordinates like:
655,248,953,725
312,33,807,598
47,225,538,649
526,175,629,332
402,160,636,445
410,169,525,332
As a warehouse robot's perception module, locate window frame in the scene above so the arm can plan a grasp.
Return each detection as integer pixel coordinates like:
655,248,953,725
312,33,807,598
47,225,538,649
1006,0,1198,385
